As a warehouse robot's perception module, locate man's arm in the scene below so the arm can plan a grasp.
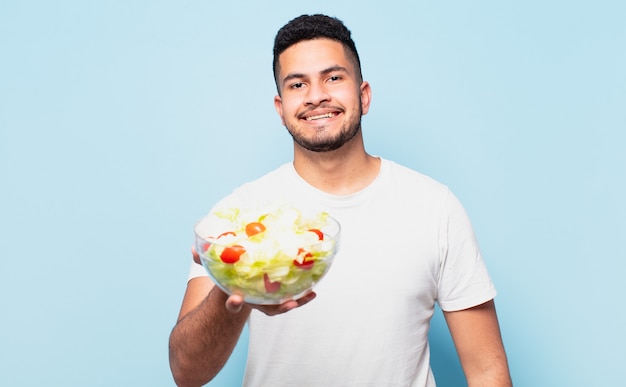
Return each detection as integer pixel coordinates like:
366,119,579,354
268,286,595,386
169,251,317,387
443,299,512,387
169,277,251,387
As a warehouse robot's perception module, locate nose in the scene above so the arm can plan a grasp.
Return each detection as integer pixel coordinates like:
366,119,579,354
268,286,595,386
304,82,330,106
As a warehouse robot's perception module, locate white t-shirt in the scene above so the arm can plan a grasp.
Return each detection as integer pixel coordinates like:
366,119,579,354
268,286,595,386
188,159,497,387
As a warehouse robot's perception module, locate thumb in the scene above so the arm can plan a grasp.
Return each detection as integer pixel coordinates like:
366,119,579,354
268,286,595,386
225,294,245,314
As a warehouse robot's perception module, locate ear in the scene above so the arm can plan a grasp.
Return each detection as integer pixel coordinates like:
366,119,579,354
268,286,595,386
274,95,285,125
360,81,372,115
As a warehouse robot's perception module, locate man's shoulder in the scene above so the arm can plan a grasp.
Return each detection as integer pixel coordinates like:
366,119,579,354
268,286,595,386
236,163,293,191
382,158,449,193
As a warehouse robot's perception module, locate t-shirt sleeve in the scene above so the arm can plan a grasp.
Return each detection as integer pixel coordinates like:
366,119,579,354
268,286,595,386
436,189,497,311
188,258,208,280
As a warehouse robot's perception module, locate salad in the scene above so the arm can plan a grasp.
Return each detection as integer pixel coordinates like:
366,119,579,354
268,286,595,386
195,206,340,304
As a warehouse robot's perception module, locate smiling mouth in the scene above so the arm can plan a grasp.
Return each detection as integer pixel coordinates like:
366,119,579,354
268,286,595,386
305,112,337,121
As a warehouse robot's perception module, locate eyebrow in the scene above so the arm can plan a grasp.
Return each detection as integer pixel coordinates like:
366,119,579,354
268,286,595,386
282,65,349,85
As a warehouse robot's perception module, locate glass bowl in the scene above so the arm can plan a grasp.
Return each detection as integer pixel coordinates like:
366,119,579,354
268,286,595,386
194,208,341,305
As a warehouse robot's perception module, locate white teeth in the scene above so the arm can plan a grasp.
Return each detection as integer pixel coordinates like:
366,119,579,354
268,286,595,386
306,112,335,121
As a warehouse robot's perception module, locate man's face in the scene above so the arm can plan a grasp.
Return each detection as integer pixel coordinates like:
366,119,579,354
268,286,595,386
274,38,370,153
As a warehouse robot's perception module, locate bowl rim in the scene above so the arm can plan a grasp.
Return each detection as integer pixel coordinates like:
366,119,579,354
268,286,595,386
193,213,341,248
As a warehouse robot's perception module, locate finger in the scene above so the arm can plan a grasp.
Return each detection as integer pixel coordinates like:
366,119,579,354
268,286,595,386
297,291,317,307
262,291,317,316
191,246,201,265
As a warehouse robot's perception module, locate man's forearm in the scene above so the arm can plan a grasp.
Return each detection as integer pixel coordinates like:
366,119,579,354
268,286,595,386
445,300,512,387
169,287,250,387
466,360,512,387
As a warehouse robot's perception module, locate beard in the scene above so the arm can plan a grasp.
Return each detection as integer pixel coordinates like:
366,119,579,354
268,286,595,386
285,103,363,153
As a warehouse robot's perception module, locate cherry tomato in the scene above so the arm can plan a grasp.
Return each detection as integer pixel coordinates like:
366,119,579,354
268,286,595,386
202,243,211,252
308,229,324,240
245,222,266,237
220,245,245,264
263,273,281,293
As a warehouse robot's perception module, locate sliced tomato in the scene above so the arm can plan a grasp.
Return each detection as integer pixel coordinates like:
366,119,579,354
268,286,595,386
245,222,266,237
308,228,324,240
220,245,245,264
217,231,236,239
263,273,281,293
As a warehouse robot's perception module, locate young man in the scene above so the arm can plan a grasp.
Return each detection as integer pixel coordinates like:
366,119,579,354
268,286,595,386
169,14,512,387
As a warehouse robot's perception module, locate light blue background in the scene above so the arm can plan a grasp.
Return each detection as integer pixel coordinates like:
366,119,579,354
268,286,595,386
1,1,624,386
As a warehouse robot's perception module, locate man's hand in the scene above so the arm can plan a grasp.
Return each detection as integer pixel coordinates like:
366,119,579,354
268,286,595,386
225,291,317,315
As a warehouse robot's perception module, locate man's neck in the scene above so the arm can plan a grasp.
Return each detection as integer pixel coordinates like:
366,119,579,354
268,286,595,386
292,139,381,196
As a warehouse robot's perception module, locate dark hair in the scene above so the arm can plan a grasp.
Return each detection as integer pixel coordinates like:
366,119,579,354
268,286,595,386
272,14,362,91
